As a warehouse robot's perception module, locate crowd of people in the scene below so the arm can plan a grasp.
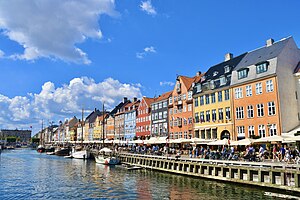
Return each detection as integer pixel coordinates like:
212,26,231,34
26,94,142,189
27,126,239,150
122,143,300,164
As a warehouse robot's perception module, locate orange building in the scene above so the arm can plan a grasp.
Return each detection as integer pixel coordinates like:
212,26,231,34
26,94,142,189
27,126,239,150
169,74,202,139
231,37,300,139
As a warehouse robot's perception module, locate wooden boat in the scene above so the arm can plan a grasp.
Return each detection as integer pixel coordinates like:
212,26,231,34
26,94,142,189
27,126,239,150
95,147,120,165
54,147,70,156
37,145,45,153
71,147,90,159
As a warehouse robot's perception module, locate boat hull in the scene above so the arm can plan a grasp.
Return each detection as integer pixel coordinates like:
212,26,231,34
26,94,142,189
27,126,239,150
55,148,70,156
95,155,120,165
72,150,90,159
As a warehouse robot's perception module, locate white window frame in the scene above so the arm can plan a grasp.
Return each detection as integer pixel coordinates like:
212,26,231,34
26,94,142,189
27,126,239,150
246,85,252,97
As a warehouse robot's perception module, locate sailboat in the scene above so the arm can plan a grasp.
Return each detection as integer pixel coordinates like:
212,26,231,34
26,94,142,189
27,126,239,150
37,120,45,153
71,109,90,159
94,103,120,165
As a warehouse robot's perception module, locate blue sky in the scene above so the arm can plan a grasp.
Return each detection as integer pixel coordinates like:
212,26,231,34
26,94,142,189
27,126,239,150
0,0,300,133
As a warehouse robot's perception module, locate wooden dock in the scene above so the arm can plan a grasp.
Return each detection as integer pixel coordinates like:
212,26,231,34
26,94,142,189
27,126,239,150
119,153,300,193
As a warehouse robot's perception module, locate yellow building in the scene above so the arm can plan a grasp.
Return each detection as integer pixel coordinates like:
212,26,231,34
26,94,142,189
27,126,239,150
193,53,246,140
93,114,107,140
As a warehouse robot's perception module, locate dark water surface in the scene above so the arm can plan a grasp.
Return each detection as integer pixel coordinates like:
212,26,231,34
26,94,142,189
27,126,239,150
0,149,294,199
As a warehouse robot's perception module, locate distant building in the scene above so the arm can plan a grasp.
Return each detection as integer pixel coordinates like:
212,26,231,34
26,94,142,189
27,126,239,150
0,129,31,143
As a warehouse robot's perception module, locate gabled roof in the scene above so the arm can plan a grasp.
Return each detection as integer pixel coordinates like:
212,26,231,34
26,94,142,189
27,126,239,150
124,100,140,112
144,97,155,107
235,37,291,70
180,75,196,90
153,91,172,103
294,62,300,74
201,53,247,87
85,109,103,123
109,101,125,116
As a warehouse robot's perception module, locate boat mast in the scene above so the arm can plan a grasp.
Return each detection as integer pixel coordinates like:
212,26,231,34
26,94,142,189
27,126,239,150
81,108,84,147
40,119,44,146
102,103,105,148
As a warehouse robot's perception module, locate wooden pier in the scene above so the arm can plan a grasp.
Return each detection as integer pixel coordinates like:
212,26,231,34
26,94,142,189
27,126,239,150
119,153,300,193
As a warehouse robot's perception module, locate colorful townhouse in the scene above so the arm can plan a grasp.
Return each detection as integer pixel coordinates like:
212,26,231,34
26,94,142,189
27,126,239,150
136,96,155,139
93,113,108,140
231,37,300,140
68,116,78,141
106,101,127,140
169,75,201,139
124,98,140,140
76,119,85,142
84,108,102,141
114,97,131,141
151,91,172,137
193,53,246,140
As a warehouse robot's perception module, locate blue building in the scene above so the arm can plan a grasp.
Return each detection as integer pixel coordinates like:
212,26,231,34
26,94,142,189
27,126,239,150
124,98,140,140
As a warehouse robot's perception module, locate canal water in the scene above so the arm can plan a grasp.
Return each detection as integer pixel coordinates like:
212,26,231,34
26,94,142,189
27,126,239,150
0,149,296,199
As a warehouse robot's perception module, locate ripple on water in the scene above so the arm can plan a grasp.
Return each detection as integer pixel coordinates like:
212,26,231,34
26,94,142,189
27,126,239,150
0,149,290,200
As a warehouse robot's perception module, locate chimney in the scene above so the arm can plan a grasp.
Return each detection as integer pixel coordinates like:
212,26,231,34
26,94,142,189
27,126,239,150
225,53,233,61
196,71,201,76
94,108,97,112
266,38,274,47
123,97,128,103
133,97,137,102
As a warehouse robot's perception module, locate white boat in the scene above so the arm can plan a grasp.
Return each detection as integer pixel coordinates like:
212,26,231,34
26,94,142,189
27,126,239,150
95,147,120,165
72,149,90,159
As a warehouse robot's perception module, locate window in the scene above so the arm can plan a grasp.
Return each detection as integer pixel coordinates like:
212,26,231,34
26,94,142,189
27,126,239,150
237,126,245,137
188,91,193,100
188,104,192,112
169,109,173,115
163,111,167,118
266,80,274,92
248,126,255,138
200,111,205,122
169,120,173,127
246,85,252,97
205,94,210,104
224,65,230,73
220,76,226,86
212,109,217,121
218,91,222,102
257,103,264,117
210,80,215,89
256,83,262,94
247,105,254,118
218,108,223,120
211,93,216,103
200,96,204,105
188,117,192,124
236,107,244,119
224,89,230,100
256,62,268,74
163,101,167,108
268,101,276,115
183,105,186,112
196,84,201,92
194,97,199,107
238,69,248,79
225,107,231,120
183,118,187,126
206,110,210,122
235,88,243,99
195,112,199,123
155,113,158,120
159,103,162,109
213,71,218,76
269,124,277,136
182,94,186,100
169,97,172,104
258,125,266,137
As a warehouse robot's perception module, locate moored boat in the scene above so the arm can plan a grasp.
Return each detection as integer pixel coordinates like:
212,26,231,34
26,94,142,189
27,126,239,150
37,145,45,153
72,149,90,159
54,147,70,156
95,147,120,165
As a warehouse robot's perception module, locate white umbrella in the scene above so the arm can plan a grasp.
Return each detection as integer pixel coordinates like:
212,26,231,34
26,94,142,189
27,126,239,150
208,138,229,146
99,147,112,153
230,138,254,146
253,135,290,143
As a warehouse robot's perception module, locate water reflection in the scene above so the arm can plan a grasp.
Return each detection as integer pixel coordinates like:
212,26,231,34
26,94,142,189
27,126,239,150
0,149,291,199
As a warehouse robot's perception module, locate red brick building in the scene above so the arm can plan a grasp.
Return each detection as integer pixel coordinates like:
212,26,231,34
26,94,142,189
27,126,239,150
136,97,155,139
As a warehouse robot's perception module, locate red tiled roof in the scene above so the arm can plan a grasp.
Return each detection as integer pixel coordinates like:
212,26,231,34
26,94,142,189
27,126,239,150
154,90,172,102
144,97,155,106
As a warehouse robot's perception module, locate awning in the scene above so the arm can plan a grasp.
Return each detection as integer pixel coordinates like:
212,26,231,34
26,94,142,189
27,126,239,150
208,138,229,146
192,138,213,144
253,135,291,143
230,138,254,146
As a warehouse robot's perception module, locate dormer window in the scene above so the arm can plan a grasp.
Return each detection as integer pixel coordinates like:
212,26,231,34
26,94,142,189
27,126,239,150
224,65,231,73
220,76,226,86
256,61,269,74
210,80,215,89
213,71,219,76
237,68,249,80
196,84,202,92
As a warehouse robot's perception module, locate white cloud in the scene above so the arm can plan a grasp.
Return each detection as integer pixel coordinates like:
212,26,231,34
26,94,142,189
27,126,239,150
140,0,157,15
0,0,118,64
136,46,156,59
160,81,175,87
0,77,142,133
0,49,4,57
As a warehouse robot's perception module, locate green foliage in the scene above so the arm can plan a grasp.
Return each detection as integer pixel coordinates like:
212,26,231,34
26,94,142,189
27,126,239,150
6,136,17,143
31,138,40,143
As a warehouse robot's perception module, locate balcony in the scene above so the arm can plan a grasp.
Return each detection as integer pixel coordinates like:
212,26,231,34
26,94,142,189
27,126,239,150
175,100,182,106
